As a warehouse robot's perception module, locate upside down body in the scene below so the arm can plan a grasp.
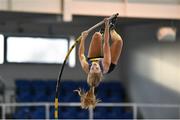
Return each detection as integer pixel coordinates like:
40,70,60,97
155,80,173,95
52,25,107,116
75,16,123,109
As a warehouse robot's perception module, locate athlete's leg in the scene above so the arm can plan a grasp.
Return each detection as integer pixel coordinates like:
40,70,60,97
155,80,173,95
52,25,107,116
88,32,103,58
110,29,123,64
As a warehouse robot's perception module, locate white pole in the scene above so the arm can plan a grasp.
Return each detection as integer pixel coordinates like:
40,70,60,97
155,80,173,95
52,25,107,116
45,103,50,120
2,104,5,120
179,105,180,118
0,102,179,119
89,107,93,120
133,104,137,120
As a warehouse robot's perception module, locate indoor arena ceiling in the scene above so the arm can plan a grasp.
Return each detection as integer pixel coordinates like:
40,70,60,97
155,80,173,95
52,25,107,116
0,11,177,26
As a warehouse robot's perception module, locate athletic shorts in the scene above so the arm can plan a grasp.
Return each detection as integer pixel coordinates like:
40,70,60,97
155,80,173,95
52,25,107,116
107,63,116,74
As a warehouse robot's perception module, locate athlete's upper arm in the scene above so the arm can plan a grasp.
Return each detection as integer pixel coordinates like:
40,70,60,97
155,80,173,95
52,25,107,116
79,54,89,74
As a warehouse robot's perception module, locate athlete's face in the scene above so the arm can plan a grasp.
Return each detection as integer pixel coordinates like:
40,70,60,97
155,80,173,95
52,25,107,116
90,62,101,73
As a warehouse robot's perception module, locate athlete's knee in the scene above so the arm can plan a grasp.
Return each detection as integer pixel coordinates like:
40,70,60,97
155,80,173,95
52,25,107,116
115,38,123,47
93,32,102,40
111,31,123,43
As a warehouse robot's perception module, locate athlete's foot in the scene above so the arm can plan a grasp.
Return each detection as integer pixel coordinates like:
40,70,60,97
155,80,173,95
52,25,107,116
110,16,117,30
99,27,105,34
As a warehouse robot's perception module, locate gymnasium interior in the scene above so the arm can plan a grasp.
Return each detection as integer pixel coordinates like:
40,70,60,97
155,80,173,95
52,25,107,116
0,0,180,119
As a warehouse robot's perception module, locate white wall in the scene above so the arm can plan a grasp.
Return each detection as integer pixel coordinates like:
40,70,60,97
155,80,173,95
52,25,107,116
124,23,180,119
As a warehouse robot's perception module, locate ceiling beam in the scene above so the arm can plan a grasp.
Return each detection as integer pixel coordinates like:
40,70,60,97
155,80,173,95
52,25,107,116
70,0,180,20
0,0,180,20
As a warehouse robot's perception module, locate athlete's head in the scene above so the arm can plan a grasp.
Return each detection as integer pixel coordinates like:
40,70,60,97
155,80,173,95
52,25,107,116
74,62,102,109
87,62,103,87
90,62,101,73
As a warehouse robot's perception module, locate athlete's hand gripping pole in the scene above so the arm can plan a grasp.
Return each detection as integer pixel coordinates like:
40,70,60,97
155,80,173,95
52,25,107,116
54,13,119,119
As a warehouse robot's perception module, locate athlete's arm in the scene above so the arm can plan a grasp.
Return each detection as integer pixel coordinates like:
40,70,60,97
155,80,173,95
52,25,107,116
78,31,89,73
103,18,111,73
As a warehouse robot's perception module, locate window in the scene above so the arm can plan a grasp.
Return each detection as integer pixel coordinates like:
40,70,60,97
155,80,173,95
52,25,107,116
7,37,68,64
68,37,76,67
0,34,4,64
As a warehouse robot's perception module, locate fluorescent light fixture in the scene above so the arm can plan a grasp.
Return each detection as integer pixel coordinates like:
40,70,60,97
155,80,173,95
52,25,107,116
0,34,4,64
7,37,68,64
157,27,176,42
68,37,76,67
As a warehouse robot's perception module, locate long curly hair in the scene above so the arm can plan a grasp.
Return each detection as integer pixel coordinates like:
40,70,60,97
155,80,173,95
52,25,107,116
74,87,101,109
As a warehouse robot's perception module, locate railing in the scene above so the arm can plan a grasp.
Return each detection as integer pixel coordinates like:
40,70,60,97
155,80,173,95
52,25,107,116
0,102,179,120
